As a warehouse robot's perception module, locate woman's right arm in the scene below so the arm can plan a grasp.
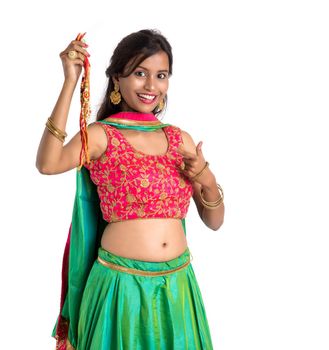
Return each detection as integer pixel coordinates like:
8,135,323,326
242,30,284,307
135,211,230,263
36,39,106,175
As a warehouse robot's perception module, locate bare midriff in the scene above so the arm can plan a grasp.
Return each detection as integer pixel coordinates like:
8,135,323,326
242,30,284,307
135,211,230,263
100,218,188,262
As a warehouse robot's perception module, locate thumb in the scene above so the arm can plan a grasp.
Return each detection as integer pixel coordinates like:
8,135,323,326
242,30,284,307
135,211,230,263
196,141,203,155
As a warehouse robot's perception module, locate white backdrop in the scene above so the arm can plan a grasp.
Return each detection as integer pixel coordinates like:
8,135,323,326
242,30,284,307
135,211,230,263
1,0,329,349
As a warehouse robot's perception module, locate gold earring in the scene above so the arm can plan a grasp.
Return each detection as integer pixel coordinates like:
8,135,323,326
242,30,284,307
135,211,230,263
109,82,121,104
157,99,164,111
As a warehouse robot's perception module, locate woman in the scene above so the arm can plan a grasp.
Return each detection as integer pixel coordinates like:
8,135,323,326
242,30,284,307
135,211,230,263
36,29,224,350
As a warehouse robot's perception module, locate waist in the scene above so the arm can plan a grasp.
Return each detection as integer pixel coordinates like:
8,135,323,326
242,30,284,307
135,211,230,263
102,218,186,240
97,245,193,276
101,218,188,261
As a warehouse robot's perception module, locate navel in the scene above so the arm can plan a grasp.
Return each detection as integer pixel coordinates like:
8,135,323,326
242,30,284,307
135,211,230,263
162,242,168,247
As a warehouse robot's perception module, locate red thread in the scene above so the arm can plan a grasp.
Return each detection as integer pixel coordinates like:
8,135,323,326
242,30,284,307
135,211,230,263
76,32,91,170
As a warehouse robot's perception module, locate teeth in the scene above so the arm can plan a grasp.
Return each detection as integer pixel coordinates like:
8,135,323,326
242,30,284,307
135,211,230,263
138,94,156,100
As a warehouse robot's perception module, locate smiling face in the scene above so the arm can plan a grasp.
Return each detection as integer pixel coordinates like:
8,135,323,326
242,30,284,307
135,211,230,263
112,51,170,114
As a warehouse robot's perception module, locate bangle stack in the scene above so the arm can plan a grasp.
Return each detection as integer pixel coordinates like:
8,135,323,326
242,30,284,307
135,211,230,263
200,183,224,209
45,117,67,143
191,161,209,181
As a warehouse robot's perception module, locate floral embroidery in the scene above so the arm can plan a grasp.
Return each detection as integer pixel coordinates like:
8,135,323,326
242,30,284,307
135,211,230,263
84,124,194,223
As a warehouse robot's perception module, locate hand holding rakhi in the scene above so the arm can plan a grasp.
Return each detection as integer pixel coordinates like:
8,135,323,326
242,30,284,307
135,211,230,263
177,141,215,187
59,33,90,85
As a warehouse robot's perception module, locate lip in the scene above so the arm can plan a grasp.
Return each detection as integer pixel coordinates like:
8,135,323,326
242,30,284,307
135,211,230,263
137,93,159,105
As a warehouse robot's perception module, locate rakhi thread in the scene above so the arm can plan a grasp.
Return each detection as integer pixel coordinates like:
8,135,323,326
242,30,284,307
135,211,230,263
76,32,91,170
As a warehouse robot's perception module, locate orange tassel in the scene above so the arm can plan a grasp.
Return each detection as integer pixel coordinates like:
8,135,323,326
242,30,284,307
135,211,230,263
76,32,91,171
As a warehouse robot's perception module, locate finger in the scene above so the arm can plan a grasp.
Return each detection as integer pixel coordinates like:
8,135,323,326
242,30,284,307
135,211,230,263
71,43,90,57
177,146,197,160
60,49,89,62
71,39,89,48
59,52,83,63
66,51,87,62
179,166,191,177
182,154,198,161
61,40,89,56
176,144,189,155
196,141,203,155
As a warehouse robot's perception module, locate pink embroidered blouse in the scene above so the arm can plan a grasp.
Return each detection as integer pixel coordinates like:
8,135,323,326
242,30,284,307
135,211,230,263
84,123,194,223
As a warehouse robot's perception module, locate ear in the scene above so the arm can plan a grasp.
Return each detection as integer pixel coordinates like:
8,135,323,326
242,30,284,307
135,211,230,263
112,75,119,85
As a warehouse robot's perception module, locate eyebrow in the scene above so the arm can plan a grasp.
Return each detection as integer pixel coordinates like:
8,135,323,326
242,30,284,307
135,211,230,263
137,65,169,73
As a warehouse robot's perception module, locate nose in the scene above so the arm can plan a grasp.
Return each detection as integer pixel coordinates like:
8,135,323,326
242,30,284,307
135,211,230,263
144,75,157,92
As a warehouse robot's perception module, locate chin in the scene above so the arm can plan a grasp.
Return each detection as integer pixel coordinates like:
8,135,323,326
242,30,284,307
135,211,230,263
135,106,155,114
124,100,156,114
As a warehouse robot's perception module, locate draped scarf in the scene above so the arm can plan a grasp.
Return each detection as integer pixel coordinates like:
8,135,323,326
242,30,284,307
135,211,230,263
51,33,186,350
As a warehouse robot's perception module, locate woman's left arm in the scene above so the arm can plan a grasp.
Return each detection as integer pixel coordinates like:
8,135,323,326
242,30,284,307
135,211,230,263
178,130,225,231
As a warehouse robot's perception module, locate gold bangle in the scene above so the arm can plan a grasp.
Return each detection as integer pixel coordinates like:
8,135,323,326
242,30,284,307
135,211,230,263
46,121,65,138
46,124,65,141
200,194,223,207
45,117,67,142
47,117,67,137
45,124,65,142
200,197,224,209
46,117,67,137
201,184,224,203
191,161,209,181
200,183,224,209
201,200,223,210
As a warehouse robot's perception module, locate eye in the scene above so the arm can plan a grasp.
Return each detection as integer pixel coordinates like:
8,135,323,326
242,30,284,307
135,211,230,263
158,73,168,79
134,71,146,77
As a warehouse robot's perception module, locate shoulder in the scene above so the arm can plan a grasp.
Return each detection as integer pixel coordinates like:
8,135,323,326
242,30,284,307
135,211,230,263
180,129,194,144
166,124,197,155
168,125,196,153
86,122,110,160
89,121,119,139
87,122,110,144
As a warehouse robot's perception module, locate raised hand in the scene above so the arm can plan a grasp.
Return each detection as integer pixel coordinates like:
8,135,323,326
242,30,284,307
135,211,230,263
59,38,90,85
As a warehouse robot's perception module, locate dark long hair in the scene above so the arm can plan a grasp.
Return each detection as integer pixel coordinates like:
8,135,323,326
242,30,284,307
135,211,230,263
96,29,173,121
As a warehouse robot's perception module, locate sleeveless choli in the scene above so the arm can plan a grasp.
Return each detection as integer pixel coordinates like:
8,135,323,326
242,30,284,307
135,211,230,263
84,123,194,223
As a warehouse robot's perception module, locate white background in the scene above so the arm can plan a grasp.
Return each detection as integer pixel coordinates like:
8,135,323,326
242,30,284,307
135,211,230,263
1,0,329,349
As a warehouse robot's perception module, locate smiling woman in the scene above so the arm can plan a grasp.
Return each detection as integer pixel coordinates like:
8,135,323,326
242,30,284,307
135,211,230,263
96,29,174,121
36,28,224,350
113,51,170,112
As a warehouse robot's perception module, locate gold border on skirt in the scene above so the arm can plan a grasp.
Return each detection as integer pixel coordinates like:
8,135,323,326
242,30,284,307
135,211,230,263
97,256,191,276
